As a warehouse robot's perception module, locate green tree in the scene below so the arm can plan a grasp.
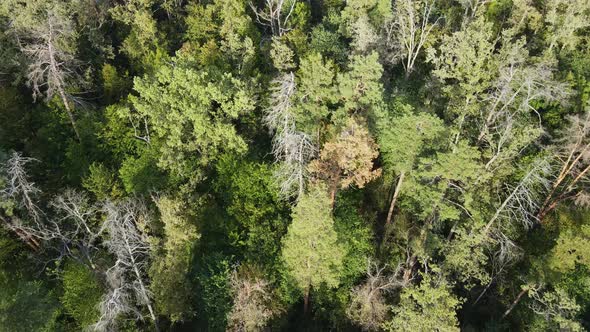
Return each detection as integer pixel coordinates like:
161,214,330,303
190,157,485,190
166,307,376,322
130,64,255,184
377,107,445,227
383,274,463,332
150,196,199,322
60,261,102,329
0,272,60,332
281,185,345,313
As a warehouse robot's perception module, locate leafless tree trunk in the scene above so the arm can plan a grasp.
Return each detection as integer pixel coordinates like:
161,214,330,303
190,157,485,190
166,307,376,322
385,0,440,77
538,111,590,220
385,171,405,228
303,286,310,315
12,7,85,140
102,199,159,332
265,73,316,200
502,284,537,319
250,0,297,36
347,259,406,330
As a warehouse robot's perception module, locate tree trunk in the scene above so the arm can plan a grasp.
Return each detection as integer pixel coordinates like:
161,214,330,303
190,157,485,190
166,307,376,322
0,214,40,251
47,29,81,142
132,263,159,332
57,87,81,141
330,182,338,209
502,287,529,319
385,172,405,228
303,287,310,314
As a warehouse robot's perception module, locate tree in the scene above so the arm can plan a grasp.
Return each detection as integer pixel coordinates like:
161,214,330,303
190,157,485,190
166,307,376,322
281,185,345,313
109,0,169,72
528,287,584,331
347,260,406,331
0,271,60,332
539,106,590,221
2,0,86,140
98,199,158,331
335,52,384,124
384,0,440,77
149,196,199,322
130,64,254,184
250,0,297,36
0,152,42,250
544,0,590,52
227,265,277,332
266,72,317,199
60,261,102,329
383,274,463,332
309,118,381,206
377,111,445,227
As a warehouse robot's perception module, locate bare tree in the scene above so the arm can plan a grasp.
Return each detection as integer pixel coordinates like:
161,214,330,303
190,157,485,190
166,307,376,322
384,0,440,77
11,4,85,140
17,190,104,271
250,0,296,36
458,0,490,21
483,158,552,235
347,259,407,331
265,72,296,137
227,268,276,332
93,265,142,332
538,109,590,220
265,73,316,200
477,50,569,169
0,152,43,250
102,199,159,332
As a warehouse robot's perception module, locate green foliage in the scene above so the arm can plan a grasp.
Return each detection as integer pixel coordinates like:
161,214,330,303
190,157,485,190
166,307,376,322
101,64,131,104
150,197,199,322
119,148,167,194
60,261,102,329
214,155,288,265
82,162,123,199
0,271,61,332
281,185,345,293
1,0,589,330
130,64,254,183
195,253,233,331
383,274,463,332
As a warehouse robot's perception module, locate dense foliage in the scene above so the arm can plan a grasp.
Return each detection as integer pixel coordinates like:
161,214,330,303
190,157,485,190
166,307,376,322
0,0,589,330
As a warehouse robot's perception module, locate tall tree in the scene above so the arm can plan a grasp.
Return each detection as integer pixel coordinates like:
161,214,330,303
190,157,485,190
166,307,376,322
2,0,86,140
281,185,345,313
99,199,158,332
384,0,440,77
309,118,381,206
377,110,445,227
130,64,254,184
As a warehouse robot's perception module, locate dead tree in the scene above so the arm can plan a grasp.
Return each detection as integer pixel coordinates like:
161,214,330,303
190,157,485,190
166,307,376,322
385,0,440,77
250,0,296,36
94,265,142,332
227,268,275,332
483,158,552,235
17,190,104,271
538,109,590,221
0,152,42,249
347,259,407,331
265,73,316,200
477,51,569,169
11,6,85,140
102,199,159,332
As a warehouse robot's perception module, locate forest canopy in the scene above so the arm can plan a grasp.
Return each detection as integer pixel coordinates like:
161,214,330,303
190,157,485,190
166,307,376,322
0,0,589,331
